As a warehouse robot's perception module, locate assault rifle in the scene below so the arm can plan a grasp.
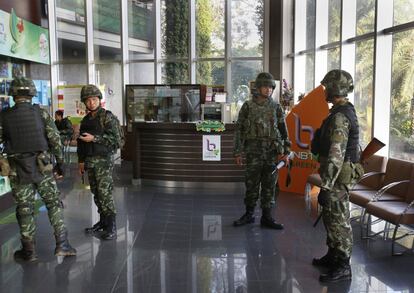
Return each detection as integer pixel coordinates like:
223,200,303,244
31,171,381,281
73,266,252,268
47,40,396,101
313,137,386,227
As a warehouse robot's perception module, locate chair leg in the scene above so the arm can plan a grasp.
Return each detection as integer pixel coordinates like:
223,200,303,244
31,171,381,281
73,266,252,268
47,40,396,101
360,209,367,239
392,224,402,256
305,183,312,215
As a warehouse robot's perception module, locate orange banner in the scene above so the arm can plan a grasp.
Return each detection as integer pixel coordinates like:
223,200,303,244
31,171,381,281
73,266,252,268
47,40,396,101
278,85,329,194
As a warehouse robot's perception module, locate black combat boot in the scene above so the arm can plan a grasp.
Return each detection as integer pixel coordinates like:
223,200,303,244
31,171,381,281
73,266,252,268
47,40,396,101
319,258,352,283
312,248,336,268
233,206,255,227
101,214,117,240
84,215,106,234
14,238,38,262
54,232,77,256
260,207,284,230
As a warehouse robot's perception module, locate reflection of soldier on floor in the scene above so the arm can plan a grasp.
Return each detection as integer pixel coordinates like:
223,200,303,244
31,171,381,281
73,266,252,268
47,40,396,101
0,77,76,262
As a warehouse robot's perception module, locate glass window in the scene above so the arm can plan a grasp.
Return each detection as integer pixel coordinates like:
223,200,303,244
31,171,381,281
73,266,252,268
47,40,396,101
356,0,375,35
355,39,374,148
231,0,264,57
393,0,414,26
196,61,225,86
328,0,341,43
161,62,190,84
56,0,87,85
128,0,155,61
327,47,340,72
305,53,315,92
196,0,225,58
231,60,263,104
306,0,316,50
389,30,414,161
129,62,155,84
161,0,189,58
96,63,123,118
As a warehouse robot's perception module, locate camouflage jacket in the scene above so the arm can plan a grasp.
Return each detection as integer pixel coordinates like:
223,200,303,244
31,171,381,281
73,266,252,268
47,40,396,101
0,102,63,164
77,107,121,163
319,100,354,190
233,96,290,156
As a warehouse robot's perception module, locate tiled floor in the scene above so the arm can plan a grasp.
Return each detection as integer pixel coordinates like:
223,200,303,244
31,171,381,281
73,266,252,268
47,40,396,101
0,163,413,293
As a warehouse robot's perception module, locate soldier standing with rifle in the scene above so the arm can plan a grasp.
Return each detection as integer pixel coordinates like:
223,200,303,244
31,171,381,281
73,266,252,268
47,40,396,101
311,70,364,283
0,77,76,262
78,85,121,240
233,72,291,229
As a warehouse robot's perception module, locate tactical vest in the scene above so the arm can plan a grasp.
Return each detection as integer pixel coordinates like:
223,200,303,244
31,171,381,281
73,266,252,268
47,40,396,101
2,103,49,154
244,98,281,141
78,111,111,157
318,102,360,162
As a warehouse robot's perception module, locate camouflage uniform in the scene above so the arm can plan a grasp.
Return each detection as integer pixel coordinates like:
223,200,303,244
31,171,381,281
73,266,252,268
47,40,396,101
0,77,76,261
312,69,363,283
55,117,74,145
78,85,121,240
233,72,291,229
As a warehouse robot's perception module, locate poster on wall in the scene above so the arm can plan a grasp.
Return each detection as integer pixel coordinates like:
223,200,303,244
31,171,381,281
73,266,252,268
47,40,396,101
0,8,50,64
202,135,221,161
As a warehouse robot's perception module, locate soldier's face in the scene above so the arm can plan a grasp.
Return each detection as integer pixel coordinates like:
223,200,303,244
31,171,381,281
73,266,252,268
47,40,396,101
85,96,100,111
258,86,273,98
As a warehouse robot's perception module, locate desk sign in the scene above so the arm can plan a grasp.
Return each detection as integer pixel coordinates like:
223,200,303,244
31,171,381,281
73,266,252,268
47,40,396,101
202,135,221,161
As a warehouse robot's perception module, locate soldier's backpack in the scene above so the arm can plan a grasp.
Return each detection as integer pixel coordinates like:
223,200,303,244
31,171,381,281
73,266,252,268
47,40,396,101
99,110,125,151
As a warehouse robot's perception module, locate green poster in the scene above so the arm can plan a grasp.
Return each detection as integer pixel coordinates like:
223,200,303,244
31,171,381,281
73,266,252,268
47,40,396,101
0,9,50,65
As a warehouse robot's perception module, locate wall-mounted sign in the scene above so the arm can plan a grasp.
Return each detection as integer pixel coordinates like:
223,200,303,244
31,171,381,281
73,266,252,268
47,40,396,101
202,135,221,161
0,8,50,64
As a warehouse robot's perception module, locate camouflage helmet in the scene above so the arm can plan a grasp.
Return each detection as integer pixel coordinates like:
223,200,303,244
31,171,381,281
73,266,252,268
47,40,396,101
9,77,37,97
321,69,354,96
80,84,102,103
255,72,276,90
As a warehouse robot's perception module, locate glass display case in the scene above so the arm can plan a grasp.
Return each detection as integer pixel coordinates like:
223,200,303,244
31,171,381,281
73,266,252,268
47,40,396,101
126,84,203,129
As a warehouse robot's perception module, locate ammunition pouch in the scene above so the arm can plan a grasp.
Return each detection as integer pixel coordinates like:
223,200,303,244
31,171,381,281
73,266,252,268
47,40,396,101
37,152,53,174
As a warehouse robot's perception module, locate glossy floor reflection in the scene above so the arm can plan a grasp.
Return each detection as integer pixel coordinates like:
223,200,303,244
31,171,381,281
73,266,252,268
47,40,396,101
0,163,414,293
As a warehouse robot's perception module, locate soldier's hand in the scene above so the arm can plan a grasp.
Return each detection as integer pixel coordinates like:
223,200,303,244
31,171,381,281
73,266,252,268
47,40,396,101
317,189,330,207
79,132,95,142
78,163,85,175
278,154,290,167
53,163,64,179
235,156,243,166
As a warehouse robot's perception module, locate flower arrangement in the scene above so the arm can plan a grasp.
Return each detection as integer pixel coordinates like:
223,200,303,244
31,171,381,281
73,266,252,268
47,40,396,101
196,120,225,132
281,79,294,112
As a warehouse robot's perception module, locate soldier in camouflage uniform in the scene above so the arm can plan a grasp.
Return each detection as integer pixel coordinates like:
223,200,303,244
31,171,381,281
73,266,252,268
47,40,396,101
233,72,291,229
0,77,76,262
311,70,364,283
78,85,120,240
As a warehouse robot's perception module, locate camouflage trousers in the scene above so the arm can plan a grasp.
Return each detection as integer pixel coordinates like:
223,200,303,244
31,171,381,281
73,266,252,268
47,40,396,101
10,174,66,241
86,156,116,216
321,182,353,261
244,152,278,209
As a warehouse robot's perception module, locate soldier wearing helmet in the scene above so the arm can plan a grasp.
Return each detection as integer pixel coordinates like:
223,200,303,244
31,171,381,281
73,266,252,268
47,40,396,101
77,84,121,240
311,69,363,283
233,72,291,229
0,77,76,262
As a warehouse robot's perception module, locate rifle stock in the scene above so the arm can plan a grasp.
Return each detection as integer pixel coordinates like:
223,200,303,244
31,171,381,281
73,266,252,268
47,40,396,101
360,137,385,163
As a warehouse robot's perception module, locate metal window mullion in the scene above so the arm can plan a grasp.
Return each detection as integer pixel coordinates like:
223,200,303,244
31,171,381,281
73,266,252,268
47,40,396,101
190,0,196,83
121,0,128,124
225,0,232,100
293,0,306,100
373,0,394,156
155,0,162,83
341,0,356,103
48,0,59,113
264,0,270,72
86,0,95,84
281,0,294,93
315,0,328,86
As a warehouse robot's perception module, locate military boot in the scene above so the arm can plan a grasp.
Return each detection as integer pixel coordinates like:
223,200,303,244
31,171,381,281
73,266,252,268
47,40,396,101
54,232,77,256
260,208,284,230
84,215,106,234
101,214,117,240
312,248,336,268
319,258,352,283
233,207,255,227
14,238,38,262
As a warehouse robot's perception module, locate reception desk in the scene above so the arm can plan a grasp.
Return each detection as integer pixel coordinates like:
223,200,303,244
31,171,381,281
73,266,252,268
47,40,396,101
131,122,244,187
